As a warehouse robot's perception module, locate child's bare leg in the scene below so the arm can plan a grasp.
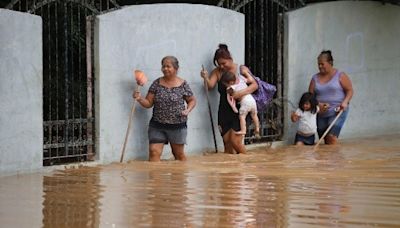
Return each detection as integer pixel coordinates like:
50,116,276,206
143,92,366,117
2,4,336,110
251,111,260,139
235,114,247,135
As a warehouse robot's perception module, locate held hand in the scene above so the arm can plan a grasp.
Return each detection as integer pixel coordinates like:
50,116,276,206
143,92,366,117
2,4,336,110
319,103,330,113
200,67,209,79
340,101,348,111
133,91,141,100
291,111,299,122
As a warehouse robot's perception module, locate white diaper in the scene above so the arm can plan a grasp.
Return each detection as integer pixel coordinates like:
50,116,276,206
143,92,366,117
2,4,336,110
239,95,257,116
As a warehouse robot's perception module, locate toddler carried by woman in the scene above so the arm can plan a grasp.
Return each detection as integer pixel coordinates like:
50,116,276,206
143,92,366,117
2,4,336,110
220,70,260,139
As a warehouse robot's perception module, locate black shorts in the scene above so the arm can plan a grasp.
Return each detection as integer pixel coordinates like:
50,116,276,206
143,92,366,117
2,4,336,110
294,133,315,145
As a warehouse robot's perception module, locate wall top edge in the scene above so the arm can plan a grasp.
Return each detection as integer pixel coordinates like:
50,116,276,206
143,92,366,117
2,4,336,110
97,3,244,18
0,8,42,20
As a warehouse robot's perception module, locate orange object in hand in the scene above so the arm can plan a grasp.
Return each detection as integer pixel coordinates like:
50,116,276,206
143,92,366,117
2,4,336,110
134,70,148,86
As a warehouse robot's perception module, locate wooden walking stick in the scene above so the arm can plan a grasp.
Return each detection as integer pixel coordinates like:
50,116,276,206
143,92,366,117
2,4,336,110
314,109,344,149
202,65,218,153
120,70,148,163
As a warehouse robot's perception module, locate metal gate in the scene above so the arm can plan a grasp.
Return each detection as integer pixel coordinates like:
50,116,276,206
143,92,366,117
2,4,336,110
217,0,305,144
5,0,306,166
6,0,120,166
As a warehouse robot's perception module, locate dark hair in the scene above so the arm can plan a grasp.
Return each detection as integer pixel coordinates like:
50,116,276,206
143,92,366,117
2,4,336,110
318,50,334,65
161,56,179,69
213,43,232,66
298,92,318,114
220,71,236,85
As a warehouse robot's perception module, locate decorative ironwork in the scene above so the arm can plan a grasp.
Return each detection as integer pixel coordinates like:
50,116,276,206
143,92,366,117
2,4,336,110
6,0,120,166
221,0,304,144
4,0,310,165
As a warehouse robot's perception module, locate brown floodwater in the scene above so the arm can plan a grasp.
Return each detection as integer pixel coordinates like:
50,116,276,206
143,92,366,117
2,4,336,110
1,135,400,227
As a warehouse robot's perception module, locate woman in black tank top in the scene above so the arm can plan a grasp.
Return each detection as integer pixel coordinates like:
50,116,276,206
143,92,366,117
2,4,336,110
200,44,258,154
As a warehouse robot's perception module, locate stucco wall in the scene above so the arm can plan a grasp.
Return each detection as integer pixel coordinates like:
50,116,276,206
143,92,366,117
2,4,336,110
284,1,400,143
0,9,43,175
95,4,244,162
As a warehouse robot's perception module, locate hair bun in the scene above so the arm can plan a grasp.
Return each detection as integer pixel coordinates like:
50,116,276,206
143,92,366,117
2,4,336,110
218,43,228,50
322,49,332,54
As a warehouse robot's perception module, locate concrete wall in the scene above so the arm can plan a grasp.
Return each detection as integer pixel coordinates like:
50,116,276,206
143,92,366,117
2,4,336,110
0,9,43,175
284,1,400,143
95,4,244,162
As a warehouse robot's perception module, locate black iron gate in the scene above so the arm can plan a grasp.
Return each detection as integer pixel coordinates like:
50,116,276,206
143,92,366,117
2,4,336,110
4,0,306,166
217,0,305,144
6,0,120,166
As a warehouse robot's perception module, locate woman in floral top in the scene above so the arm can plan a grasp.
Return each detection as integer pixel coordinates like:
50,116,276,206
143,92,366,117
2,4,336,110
134,56,196,161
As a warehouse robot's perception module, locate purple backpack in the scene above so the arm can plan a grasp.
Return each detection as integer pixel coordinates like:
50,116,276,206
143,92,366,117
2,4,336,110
249,72,277,111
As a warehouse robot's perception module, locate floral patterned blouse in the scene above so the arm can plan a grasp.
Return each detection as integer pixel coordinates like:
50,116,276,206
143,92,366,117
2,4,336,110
148,78,193,126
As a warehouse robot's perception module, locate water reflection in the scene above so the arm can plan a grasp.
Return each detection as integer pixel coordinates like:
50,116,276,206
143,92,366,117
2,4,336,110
0,174,43,228
144,170,191,227
0,135,399,227
42,167,102,228
199,172,259,227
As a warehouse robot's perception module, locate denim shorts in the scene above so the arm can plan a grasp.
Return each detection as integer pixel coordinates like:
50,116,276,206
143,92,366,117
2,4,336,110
317,108,349,138
295,133,315,145
148,126,187,144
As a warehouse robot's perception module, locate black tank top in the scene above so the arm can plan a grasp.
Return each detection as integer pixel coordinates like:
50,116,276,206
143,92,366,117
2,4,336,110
218,79,237,123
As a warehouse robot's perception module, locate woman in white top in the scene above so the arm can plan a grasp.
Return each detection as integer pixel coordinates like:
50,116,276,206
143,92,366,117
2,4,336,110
291,92,319,145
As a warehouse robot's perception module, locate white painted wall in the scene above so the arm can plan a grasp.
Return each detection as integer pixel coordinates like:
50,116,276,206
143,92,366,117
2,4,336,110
95,4,244,162
3,1,398,174
284,1,400,143
0,9,43,175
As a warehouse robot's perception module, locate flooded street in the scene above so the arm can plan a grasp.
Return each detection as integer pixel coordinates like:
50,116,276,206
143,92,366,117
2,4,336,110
1,135,400,227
